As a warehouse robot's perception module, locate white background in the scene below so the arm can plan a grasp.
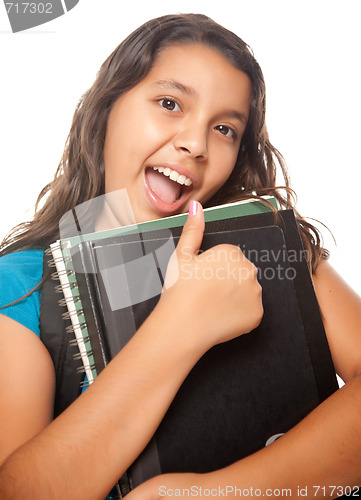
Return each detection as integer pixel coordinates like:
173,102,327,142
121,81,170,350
0,0,360,295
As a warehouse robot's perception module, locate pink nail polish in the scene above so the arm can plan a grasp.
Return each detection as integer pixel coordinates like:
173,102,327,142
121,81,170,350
189,200,198,216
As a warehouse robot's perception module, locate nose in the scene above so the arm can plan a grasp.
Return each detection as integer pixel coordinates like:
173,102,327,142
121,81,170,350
173,123,208,161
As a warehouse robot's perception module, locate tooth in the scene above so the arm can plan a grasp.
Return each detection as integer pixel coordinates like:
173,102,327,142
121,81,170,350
170,170,180,182
151,166,193,186
177,175,186,185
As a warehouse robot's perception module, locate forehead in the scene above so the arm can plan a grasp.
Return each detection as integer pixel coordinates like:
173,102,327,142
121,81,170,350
139,43,252,115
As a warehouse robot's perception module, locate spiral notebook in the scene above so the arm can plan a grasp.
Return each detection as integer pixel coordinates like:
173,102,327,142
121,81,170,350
49,200,338,497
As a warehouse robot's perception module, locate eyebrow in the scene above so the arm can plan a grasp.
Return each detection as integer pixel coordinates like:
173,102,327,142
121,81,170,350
153,79,248,126
154,79,197,97
223,110,248,126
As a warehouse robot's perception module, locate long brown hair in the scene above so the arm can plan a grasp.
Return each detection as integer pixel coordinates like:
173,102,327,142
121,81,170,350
0,13,327,273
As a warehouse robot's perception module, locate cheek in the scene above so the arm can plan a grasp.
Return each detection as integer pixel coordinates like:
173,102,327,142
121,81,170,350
201,164,235,203
141,114,172,146
212,150,238,186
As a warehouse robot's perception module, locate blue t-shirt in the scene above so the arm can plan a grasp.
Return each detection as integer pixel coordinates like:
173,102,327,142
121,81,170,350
0,249,44,335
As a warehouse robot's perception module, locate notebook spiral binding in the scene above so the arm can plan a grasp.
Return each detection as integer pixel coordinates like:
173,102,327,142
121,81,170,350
69,335,89,346
73,349,93,361
67,324,87,335
58,295,82,307
55,282,78,293
51,268,75,280
61,308,84,320
76,363,96,374
49,240,95,386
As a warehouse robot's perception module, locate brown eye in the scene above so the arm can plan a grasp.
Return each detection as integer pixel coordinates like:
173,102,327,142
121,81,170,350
159,99,181,112
215,125,235,138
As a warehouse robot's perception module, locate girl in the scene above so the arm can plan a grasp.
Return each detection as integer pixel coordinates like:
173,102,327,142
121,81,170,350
0,13,361,499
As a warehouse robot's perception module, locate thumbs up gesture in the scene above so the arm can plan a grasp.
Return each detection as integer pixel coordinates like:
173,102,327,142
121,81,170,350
159,200,264,353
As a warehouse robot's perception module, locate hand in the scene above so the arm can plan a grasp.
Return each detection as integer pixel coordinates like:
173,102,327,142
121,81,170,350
158,201,264,352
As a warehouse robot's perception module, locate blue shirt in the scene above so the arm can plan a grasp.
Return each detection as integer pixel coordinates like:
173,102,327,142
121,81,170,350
0,249,44,335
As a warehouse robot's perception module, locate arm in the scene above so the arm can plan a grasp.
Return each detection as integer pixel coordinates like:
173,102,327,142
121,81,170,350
0,204,263,500
0,315,55,466
0,304,210,500
312,259,361,382
127,259,361,499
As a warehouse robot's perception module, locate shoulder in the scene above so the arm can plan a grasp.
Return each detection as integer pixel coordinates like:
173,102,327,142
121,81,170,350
0,247,44,269
0,249,44,336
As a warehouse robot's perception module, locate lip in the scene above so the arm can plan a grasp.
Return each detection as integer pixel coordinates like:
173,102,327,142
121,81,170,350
144,165,194,215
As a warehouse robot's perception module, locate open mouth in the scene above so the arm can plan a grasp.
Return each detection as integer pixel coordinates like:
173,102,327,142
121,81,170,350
144,166,193,214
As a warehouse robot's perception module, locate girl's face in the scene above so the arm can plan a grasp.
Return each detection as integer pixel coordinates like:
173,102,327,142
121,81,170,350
104,43,252,223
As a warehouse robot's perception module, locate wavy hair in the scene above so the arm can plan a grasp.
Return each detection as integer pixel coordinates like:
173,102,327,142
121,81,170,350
0,13,327,273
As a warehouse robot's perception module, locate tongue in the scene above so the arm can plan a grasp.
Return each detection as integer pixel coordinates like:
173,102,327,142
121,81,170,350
146,168,182,204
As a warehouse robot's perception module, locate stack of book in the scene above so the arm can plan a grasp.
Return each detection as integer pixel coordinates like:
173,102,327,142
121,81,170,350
50,197,338,494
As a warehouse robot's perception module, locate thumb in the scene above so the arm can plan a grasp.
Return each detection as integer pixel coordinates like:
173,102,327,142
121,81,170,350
163,201,204,291
177,200,205,260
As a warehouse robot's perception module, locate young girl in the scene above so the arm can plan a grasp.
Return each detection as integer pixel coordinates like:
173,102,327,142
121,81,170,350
0,13,360,499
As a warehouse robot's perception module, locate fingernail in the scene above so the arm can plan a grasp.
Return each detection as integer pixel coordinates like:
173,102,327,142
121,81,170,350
189,200,198,216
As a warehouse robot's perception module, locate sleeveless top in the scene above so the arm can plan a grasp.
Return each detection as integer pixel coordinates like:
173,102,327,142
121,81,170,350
0,249,43,335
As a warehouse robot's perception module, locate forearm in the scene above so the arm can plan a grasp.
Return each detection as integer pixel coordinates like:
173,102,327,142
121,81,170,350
207,375,361,497
0,304,203,500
